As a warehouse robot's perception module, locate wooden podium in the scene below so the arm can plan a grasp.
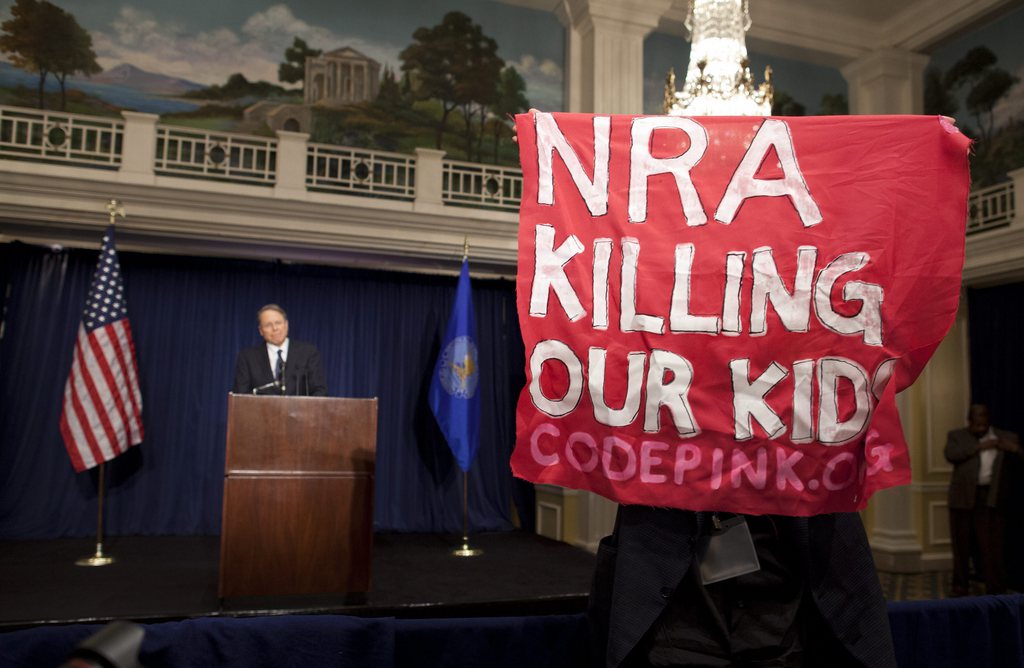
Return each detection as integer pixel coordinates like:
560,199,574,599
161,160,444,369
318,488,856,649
219,394,377,598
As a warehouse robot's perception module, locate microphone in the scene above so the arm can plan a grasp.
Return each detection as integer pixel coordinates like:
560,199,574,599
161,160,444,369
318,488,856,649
279,359,287,395
252,380,278,394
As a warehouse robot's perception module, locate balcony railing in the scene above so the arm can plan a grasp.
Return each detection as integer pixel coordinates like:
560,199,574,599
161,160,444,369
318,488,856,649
0,105,1017,233
0,106,122,167
306,143,415,200
968,181,1015,235
442,159,522,211
155,126,277,185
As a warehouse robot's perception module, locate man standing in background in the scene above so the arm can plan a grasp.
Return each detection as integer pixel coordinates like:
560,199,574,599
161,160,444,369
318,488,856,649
232,304,328,396
945,404,1021,596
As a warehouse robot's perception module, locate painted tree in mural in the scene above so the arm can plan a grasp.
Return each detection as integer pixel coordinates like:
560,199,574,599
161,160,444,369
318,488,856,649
944,47,1018,144
457,29,504,162
489,66,529,163
0,0,95,110
400,11,504,154
377,66,404,108
50,9,99,111
927,46,1020,185
279,37,322,89
819,93,848,115
771,91,805,116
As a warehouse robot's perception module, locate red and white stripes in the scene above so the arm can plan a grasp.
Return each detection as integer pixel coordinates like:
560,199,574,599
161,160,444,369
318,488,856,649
60,320,143,472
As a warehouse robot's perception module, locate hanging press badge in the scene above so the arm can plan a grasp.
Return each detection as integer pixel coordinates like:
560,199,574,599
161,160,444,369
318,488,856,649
697,514,761,585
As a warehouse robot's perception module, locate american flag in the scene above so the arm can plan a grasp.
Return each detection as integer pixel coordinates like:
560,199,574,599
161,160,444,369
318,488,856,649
59,225,144,472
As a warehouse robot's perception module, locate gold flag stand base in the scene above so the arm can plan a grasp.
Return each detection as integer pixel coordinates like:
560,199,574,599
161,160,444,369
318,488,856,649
451,539,483,558
76,542,115,567
76,462,115,566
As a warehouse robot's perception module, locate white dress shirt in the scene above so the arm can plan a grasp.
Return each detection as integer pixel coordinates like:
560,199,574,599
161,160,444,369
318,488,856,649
266,338,290,377
978,427,997,485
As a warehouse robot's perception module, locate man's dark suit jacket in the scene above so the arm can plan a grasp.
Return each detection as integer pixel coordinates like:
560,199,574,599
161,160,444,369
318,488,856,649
944,427,1020,510
588,506,897,668
232,340,328,396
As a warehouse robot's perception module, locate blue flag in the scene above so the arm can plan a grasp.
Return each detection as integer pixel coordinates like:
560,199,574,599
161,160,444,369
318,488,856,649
429,260,480,472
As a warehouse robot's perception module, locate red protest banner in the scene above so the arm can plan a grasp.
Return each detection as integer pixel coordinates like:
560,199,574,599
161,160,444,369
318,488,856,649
511,113,971,516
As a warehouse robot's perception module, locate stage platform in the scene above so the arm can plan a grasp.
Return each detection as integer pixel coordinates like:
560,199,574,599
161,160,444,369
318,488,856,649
0,531,595,629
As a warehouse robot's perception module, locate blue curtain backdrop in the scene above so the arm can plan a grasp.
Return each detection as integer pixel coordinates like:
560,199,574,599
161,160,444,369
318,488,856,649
0,242,527,538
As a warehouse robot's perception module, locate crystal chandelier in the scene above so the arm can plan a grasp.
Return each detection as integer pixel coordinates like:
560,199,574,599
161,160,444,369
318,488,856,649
665,0,773,116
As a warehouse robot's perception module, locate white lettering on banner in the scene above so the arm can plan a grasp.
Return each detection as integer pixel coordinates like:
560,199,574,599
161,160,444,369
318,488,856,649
530,225,586,321
529,349,885,445
531,239,885,342
643,349,699,437
588,347,645,427
620,238,665,334
670,243,720,334
722,251,746,335
731,359,788,440
521,115,906,483
817,358,872,445
750,246,817,335
814,252,884,346
592,239,613,330
790,359,815,443
715,119,823,227
529,340,584,417
536,113,610,216
628,116,709,225
533,116,821,229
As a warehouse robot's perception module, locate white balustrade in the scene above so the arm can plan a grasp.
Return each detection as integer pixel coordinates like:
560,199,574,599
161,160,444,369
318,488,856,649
154,126,277,185
968,181,1015,234
306,143,416,200
0,105,122,167
442,159,523,211
0,104,1015,233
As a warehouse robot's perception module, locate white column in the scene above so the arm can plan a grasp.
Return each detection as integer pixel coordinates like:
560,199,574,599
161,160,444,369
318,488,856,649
119,111,158,184
273,130,309,199
554,2,584,112
413,147,446,213
556,0,674,114
841,48,929,115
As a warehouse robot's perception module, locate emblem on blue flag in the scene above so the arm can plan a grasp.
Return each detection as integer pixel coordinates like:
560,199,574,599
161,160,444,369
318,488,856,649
429,260,481,472
438,335,479,399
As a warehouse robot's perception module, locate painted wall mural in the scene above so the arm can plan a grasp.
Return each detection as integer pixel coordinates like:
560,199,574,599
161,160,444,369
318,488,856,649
1,1,1022,180
926,4,1024,187
0,0,565,165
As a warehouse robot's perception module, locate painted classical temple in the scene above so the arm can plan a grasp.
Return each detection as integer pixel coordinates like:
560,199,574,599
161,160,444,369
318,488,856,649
304,47,382,108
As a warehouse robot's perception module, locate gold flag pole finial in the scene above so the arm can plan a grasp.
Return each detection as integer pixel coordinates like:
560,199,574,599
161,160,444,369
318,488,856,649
462,236,469,262
107,199,125,226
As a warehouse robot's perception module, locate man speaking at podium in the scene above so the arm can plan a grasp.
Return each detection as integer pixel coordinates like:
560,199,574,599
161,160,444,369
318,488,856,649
232,304,328,396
